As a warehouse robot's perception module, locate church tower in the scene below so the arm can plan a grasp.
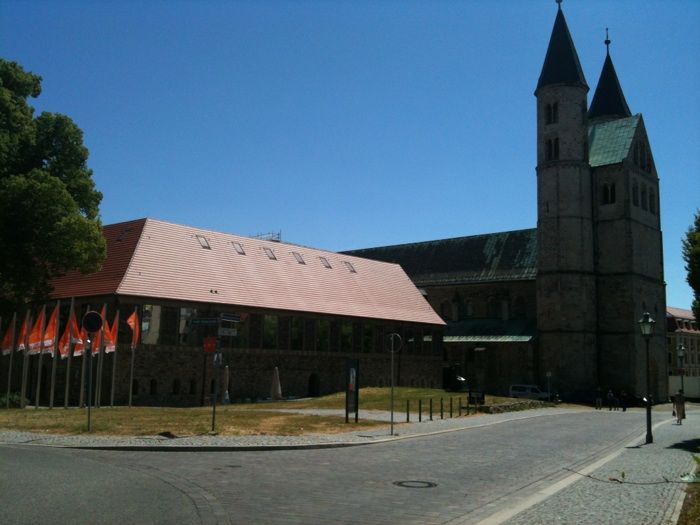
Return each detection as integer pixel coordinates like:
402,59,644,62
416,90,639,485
535,2,598,396
588,32,667,399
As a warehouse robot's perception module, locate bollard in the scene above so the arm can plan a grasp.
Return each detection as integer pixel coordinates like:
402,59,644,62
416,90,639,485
430,398,433,421
419,399,422,422
440,397,444,419
406,399,410,423
450,397,453,418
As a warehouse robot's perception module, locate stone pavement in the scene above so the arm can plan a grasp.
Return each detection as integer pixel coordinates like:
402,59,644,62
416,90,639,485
0,404,697,524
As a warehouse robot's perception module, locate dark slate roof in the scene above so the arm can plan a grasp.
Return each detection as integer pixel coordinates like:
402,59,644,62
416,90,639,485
342,229,537,286
444,318,537,343
588,115,640,167
536,6,588,92
588,53,632,120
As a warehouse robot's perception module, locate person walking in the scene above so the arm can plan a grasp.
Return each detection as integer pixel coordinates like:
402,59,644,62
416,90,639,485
595,387,603,410
606,389,615,411
620,390,628,412
673,389,686,425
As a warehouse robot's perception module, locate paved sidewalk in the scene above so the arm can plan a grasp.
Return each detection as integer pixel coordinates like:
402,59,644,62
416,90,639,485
1,405,697,525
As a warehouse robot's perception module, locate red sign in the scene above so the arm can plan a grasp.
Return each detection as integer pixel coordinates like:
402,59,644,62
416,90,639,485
203,336,217,353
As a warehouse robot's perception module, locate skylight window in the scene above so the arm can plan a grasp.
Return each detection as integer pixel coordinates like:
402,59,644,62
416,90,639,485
292,252,305,264
196,235,211,249
319,256,332,269
343,261,357,273
232,242,245,255
264,247,277,260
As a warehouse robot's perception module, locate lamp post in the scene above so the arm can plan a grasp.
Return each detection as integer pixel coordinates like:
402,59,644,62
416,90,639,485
638,312,655,444
677,343,686,392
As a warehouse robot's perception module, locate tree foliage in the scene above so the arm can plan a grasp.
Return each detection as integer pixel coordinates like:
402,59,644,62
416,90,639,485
682,210,700,320
0,59,105,314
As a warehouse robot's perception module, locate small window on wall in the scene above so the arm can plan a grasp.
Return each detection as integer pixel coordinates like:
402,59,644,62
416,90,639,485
263,315,278,349
340,322,353,352
316,319,330,351
291,317,304,350
141,304,160,344
363,324,374,353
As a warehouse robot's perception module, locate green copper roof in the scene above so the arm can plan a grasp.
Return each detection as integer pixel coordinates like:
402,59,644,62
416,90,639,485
343,229,537,286
588,115,640,167
444,318,536,343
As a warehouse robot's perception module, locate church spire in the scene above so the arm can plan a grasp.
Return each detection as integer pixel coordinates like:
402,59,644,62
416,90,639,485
536,1,588,93
588,29,632,120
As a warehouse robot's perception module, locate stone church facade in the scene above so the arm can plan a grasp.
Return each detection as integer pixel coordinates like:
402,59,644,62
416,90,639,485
348,4,667,401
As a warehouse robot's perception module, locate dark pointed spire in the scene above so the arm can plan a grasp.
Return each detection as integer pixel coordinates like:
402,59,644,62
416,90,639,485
536,2,588,93
588,30,632,120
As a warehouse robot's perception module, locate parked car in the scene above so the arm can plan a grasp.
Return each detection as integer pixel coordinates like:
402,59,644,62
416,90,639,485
509,384,550,400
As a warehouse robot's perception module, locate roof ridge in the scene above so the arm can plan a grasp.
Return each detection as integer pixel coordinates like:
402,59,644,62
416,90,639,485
344,228,537,252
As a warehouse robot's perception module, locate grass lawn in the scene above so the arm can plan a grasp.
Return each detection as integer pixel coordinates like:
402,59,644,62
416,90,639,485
0,387,512,436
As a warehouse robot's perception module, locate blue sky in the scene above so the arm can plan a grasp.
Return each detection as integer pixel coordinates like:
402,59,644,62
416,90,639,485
2,0,698,309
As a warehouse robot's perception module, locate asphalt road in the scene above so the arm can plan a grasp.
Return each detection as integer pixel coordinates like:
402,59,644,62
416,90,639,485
1,410,650,525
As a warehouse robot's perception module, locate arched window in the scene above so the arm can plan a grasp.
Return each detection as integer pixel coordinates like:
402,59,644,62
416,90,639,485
632,181,639,206
440,300,452,321
545,102,558,124
641,185,648,210
487,296,498,318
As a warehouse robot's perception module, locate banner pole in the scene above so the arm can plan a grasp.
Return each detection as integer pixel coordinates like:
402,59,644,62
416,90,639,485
35,306,47,409
5,313,17,409
49,300,61,409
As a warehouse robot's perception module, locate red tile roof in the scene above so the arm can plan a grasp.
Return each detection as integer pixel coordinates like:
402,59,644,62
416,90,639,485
50,218,444,326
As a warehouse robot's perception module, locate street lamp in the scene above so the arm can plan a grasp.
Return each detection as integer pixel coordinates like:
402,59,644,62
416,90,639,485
638,312,655,444
677,343,686,392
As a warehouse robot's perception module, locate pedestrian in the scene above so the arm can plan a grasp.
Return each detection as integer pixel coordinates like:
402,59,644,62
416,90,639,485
606,389,615,411
673,389,686,425
620,390,628,412
595,387,603,410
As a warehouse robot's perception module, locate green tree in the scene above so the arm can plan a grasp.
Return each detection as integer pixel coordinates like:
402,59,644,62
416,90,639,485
682,210,700,320
0,59,105,315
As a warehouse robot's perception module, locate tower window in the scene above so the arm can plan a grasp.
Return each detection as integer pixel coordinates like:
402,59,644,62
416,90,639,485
553,137,559,160
546,140,552,160
544,103,558,125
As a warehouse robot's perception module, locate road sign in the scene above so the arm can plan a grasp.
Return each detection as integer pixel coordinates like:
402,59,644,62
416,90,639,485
191,318,219,326
203,336,217,353
82,311,103,333
220,313,241,323
218,327,237,337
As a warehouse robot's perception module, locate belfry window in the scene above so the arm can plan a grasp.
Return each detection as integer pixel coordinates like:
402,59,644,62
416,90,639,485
546,138,558,161
545,102,559,125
